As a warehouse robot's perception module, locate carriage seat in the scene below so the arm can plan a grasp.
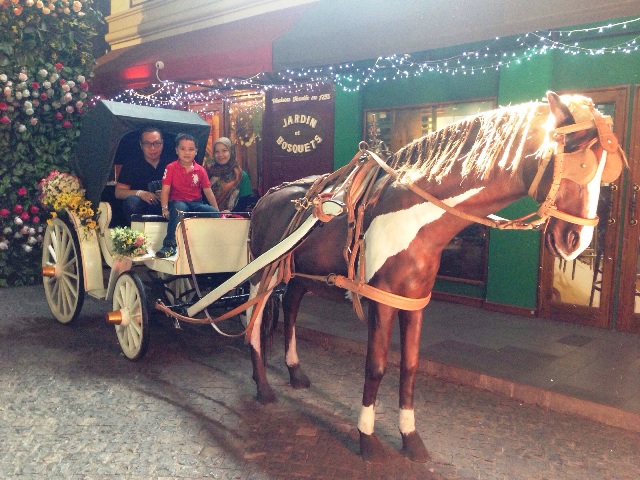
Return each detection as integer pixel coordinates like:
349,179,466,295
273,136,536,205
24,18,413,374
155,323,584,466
130,213,251,276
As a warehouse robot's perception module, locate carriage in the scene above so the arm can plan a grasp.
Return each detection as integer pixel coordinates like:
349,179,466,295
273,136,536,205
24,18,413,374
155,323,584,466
40,100,269,361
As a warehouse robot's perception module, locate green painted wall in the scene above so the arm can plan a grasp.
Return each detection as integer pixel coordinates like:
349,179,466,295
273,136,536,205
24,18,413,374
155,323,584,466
331,26,640,312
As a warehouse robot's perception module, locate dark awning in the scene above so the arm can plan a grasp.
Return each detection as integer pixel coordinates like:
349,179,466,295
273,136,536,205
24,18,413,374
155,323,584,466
93,4,313,95
272,0,640,70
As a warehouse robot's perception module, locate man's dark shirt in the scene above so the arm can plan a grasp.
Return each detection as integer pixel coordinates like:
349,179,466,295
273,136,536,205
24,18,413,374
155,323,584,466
118,152,170,191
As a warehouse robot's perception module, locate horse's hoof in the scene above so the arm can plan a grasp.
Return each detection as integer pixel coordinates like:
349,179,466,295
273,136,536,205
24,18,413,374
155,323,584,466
401,430,430,463
288,364,311,389
256,385,277,404
359,431,388,463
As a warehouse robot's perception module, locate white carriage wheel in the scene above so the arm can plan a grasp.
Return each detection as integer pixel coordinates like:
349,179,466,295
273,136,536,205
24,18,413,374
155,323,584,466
112,272,150,361
41,216,85,324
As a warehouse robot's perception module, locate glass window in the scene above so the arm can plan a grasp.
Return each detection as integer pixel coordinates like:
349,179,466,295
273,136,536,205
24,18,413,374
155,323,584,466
363,99,495,284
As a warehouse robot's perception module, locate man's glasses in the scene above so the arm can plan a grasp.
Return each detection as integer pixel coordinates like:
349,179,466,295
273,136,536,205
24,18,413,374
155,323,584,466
141,141,163,148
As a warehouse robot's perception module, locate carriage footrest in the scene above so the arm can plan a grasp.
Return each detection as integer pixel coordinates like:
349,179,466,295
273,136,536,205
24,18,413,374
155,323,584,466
87,288,108,300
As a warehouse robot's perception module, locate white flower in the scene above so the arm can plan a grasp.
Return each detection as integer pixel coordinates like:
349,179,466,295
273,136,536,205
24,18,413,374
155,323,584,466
4,87,11,97
14,232,22,239
75,101,83,109
43,81,51,89
24,101,32,109
18,72,27,82
14,217,23,226
63,92,72,103
28,236,38,245
79,92,87,99
23,245,33,253
43,104,50,112
61,84,70,92
73,1,82,12
36,0,43,8
25,109,34,115
66,81,76,88
76,75,85,83
66,106,74,114
38,69,48,78
50,73,59,82
18,124,26,132
30,118,38,126
0,74,6,82
47,88,54,97
52,101,60,109
63,7,70,14
26,0,35,7
28,228,36,235
22,89,30,97
15,92,22,100
21,226,29,235
3,227,12,235
43,7,51,14
0,241,8,251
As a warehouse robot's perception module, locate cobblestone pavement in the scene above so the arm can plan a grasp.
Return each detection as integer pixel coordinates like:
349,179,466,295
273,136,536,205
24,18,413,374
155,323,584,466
2,285,640,479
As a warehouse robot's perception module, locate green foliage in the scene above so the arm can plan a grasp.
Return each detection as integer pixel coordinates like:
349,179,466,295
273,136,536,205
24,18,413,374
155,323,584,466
0,0,102,287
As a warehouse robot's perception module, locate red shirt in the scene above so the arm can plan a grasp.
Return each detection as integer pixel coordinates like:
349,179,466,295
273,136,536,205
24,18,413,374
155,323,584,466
162,160,211,202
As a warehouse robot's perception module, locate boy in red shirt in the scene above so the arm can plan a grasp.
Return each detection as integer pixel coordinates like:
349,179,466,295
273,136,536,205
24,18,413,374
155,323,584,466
156,133,220,258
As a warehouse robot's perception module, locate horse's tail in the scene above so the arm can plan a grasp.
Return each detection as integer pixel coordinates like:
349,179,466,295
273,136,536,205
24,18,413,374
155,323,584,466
260,292,281,366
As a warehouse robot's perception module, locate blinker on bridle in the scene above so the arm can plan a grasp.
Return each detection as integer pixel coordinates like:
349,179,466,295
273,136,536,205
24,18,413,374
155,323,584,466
526,103,626,228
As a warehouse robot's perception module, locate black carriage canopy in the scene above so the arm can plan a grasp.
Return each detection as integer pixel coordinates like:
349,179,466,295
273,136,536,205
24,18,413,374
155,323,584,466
72,100,211,206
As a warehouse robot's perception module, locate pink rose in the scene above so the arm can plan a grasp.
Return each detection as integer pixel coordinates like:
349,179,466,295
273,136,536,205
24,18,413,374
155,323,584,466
62,120,72,129
0,102,6,111
55,112,63,120
0,209,9,217
17,187,27,196
59,78,66,85
29,205,39,214
76,108,84,115
20,212,30,221
31,82,39,89
0,116,10,125
32,216,40,223
54,62,63,70
80,82,89,91
14,205,23,213
40,93,48,101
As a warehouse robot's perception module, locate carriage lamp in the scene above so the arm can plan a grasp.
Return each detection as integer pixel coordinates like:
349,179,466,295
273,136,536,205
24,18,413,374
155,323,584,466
41,265,56,278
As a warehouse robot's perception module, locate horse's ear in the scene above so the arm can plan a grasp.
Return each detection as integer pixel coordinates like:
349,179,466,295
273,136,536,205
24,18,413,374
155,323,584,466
547,91,574,127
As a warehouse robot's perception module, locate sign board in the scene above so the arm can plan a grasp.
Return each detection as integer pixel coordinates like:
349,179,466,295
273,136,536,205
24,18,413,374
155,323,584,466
261,83,335,193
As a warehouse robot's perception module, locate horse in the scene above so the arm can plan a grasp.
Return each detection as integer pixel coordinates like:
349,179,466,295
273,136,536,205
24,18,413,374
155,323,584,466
245,91,625,463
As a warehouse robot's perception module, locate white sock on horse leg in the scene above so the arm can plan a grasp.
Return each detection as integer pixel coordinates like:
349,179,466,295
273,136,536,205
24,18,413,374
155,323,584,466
357,404,375,435
285,326,299,367
399,408,415,435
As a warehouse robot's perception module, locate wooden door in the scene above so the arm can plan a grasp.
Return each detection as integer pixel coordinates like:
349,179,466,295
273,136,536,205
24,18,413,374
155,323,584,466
616,86,640,333
539,86,630,328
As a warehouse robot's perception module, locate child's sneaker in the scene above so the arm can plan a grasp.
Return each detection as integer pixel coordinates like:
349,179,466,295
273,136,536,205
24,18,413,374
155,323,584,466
155,246,175,258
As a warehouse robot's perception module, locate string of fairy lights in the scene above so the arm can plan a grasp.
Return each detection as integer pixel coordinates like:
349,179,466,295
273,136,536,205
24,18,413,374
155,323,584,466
111,17,640,109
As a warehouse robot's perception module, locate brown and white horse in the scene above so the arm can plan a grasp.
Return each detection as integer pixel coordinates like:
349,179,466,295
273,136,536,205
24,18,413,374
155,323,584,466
246,92,624,462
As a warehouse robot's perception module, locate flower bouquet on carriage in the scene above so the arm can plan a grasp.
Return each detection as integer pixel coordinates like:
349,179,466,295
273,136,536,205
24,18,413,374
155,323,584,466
38,170,98,234
110,226,151,259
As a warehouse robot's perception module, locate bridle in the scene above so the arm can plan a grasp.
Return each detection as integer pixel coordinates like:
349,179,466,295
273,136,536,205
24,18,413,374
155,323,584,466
525,103,624,228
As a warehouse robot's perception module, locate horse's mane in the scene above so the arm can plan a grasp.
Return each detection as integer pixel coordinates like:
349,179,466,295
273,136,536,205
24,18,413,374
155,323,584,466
388,102,542,184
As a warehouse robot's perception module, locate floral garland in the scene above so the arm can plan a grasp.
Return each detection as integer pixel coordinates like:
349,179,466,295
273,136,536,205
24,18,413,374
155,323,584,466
39,170,98,231
110,227,150,259
0,187,44,253
0,1,92,132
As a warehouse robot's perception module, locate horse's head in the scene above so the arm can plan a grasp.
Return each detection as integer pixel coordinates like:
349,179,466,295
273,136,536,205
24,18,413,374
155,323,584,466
536,91,626,260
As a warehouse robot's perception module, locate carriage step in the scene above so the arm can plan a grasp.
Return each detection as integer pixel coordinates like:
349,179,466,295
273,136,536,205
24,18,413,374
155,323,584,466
87,288,108,300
